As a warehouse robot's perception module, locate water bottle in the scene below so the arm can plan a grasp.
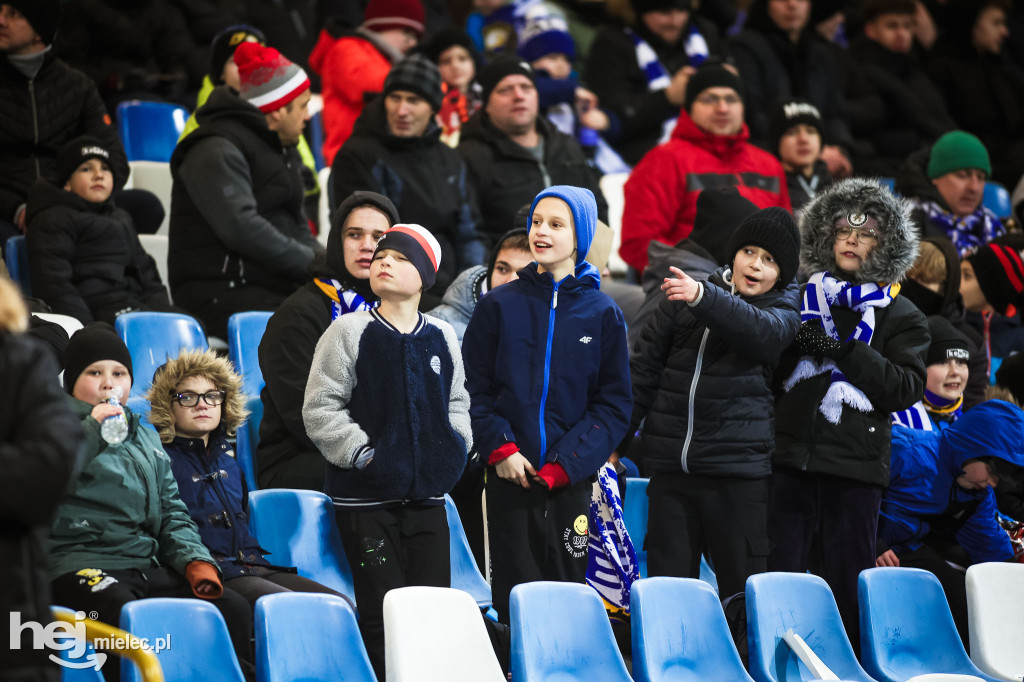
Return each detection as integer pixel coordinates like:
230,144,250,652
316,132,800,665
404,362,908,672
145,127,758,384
99,386,129,445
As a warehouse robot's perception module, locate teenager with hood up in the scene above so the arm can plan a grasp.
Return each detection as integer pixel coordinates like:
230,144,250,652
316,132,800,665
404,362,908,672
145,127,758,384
879,400,1024,647
257,191,398,490
462,185,632,624
769,177,930,649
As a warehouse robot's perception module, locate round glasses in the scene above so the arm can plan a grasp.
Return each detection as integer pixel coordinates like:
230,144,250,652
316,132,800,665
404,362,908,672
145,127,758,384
170,390,226,407
833,226,879,244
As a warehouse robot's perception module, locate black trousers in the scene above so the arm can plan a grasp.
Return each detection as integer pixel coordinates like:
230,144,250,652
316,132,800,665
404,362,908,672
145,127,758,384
485,473,593,625
647,472,770,601
51,566,253,682
334,504,450,681
767,468,883,653
895,544,970,651
224,565,346,609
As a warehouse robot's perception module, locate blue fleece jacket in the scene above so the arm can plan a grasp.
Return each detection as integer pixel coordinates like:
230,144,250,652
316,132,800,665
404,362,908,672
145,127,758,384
880,400,1024,563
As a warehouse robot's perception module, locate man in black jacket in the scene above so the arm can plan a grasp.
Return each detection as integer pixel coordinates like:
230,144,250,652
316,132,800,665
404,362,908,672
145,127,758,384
169,42,323,338
0,0,133,250
457,55,607,247
331,54,484,308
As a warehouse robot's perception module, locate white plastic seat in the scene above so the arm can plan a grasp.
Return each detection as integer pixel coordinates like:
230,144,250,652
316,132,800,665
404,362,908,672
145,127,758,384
127,161,173,234
599,172,629,276
966,562,1024,681
383,586,504,682
137,234,170,299
318,166,332,248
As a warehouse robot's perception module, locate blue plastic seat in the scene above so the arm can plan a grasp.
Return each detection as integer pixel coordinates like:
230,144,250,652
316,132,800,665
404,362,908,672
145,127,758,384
858,567,998,682
247,489,356,605
746,572,875,682
116,100,188,162
255,592,374,682
983,182,1012,220
509,581,633,682
5,234,31,296
115,311,208,399
50,606,105,681
877,177,896,194
119,597,244,682
631,577,755,682
227,311,272,490
444,493,493,612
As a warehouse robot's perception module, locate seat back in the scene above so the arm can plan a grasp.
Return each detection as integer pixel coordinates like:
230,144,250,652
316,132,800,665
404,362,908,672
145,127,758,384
317,166,332,248
5,234,30,296
137,234,170,295
384,586,505,681
115,312,208,399
746,572,874,682
128,162,173,234
966,562,1024,681
227,311,272,490
247,489,356,603
119,597,244,682
510,581,633,682
444,494,492,610
116,101,188,163
983,182,1012,221
878,177,896,194
599,172,629,276
859,567,992,682
631,577,754,682
255,592,374,682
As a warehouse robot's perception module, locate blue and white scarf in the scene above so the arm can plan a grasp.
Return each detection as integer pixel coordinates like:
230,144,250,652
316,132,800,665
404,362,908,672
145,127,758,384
783,272,898,424
586,463,640,620
891,401,934,431
314,277,377,321
911,200,1005,257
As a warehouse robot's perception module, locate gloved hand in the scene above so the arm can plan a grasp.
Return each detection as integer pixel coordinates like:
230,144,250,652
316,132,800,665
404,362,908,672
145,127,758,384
795,321,849,361
185,560,223,600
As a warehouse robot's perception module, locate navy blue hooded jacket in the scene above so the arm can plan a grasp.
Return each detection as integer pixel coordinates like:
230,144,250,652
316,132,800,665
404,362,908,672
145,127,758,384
880,401,1024,563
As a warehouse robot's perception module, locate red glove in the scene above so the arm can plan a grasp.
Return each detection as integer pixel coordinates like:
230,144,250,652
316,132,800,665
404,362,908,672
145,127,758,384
488,442,519,466
185,561,223,600
535,463,570,490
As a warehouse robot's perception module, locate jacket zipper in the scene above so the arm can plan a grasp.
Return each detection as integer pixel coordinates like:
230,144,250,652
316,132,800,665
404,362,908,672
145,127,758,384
680,327,710,473
537,282,559,465
29,79,40,178
538,159,551,188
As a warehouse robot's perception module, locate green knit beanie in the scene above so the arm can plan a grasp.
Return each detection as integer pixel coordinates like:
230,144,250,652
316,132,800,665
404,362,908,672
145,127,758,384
927,131,991,179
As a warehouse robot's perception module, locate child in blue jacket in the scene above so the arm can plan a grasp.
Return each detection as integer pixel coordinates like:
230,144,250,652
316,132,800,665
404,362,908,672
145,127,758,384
462,185,632,623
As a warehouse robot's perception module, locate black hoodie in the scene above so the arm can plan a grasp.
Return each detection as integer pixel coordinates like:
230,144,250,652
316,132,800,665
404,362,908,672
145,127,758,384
256,191,398,491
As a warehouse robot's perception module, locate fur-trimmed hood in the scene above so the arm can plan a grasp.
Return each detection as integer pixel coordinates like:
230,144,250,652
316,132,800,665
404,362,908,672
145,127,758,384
797,177,919,285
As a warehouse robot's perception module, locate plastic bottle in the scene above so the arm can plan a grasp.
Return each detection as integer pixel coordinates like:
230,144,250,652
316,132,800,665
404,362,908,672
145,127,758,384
99,386,129,445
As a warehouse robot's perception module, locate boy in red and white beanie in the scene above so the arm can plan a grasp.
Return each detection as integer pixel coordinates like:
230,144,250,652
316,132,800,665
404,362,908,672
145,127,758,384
233,41,310,114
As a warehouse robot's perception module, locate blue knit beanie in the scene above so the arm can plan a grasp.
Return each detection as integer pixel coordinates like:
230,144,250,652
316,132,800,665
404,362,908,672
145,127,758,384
518,14,576,63
528,185,596,267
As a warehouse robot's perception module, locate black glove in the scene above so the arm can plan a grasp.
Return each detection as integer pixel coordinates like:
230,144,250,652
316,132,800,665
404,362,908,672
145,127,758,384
795,321,849,361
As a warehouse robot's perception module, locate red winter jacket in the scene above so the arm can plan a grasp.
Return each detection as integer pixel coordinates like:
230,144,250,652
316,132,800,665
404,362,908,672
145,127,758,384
620,111,790,272
309,29,393,166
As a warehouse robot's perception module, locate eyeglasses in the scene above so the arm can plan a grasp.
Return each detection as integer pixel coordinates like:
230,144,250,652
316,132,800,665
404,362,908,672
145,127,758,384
833,226,880,244
170,391,226,407
695,93,741,106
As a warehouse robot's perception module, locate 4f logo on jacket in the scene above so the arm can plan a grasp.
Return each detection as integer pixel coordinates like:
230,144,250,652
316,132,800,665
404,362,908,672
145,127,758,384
579,336,592,344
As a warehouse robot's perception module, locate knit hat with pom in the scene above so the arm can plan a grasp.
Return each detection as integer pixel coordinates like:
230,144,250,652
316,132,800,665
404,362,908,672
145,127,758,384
234,42,310,113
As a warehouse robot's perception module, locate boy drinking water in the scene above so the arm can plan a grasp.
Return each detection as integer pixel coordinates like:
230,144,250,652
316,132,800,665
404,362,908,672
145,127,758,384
303,223,472,678
629,206,801,600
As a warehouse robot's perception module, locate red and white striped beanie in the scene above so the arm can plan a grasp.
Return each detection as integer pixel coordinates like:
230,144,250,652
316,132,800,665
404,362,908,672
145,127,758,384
234,42,310,113
374,223,443,289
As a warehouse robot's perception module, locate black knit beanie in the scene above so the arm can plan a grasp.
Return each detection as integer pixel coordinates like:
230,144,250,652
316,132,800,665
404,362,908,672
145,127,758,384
925,316,969,367
995,353,1024,406
56,135,120,189
384,54,444,112
727,206,801,287
632,0,692,16
209,24,266,84
7,0,61,45
64,322,133,395
478,55,535,107
966,243,1024,317
768,98,825,153
684,62,744,113
689,186,759,266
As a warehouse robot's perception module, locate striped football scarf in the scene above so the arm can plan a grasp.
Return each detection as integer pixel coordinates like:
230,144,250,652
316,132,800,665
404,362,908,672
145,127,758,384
784,271,898,424
314,278,376,320
586,463,640,620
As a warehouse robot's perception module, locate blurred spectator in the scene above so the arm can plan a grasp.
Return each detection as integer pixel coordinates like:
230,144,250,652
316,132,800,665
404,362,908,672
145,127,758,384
927,0,1024,188
729,0,853,177
847,0,955,176
584,0,725,166
620,62,789,273
895,131,1005,257
458,56,606,247
56,0,207,108
169,43,322,338
258,192,397,492
331,55,485,308
25,136,180,324
891,315,972,431
310,0,425,166
768,98,831,212
421,27,484,147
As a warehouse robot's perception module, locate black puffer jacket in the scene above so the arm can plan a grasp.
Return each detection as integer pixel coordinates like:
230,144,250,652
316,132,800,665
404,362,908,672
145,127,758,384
774,179,929,487
0,53,128,221
330,96,484,296
257,191,396,491
629,268,800,479
457,111,607,247
25,179,170,324
1,330,82,681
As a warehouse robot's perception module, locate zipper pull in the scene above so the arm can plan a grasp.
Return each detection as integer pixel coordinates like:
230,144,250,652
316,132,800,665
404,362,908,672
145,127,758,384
552,290,558,309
